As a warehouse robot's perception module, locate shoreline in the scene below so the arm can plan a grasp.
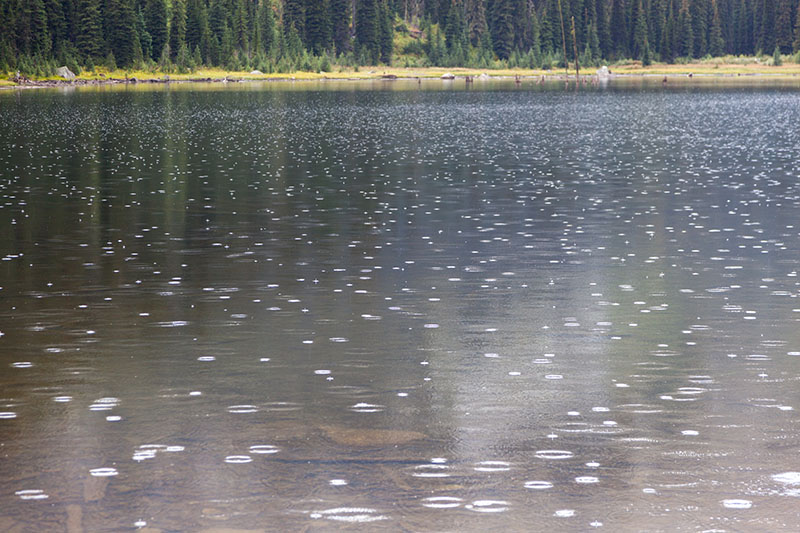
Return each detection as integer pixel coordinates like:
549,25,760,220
4,64,800,90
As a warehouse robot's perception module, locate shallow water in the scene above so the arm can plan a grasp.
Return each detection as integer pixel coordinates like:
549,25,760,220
2,80,800,531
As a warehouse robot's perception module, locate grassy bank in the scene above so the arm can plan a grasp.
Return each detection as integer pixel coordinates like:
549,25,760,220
4,58,800,87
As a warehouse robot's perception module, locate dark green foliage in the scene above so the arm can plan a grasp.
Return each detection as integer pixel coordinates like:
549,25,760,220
5,0,800,76
105,0,139,66
144,0,167,61
76,0,103,59
305,0,330,54
168,0,186,60
329,0,350,54
356,0,379,64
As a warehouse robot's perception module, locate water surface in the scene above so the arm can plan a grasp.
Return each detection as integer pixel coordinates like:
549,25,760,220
2,80,800,531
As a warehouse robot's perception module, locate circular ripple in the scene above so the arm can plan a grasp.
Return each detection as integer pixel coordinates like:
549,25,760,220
89,467,118,477
15,489,48,500
535,450,574,460
249,445,280,454
227,405,258,414
421,497,463,509
465,500,509,513
224,455,252,464
474,461,511,472
525,481,553,490
722,499,752,509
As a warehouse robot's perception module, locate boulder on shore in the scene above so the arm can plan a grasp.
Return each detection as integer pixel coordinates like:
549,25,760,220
441,72,455,80
56,66,76,80
596,65,610,78
250,70,263,75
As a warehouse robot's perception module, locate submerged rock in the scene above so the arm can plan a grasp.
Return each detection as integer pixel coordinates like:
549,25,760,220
56,66,75,80
321,425,426,446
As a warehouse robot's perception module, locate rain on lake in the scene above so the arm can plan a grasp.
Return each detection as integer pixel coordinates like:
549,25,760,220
2,80,800,531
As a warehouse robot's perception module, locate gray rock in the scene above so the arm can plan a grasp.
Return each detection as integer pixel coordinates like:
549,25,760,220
441,72,455,80
250,70,263,75
596,65,610,78
56,66,76,80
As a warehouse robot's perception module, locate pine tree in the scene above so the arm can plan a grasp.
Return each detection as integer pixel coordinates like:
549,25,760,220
168,0,187,60
145,0,168,61
378,0,393,63
185,0,208,55
794,0,800,53
709,0,724,56
284,0,305,41
610,0,627,59
105,0,139,67
633,0,649,59
76,0,103,59
258,0,276,55
677,0,693,58
305,0,331,54
775,0,794,54
355,0,379,63
465,0,487,46
489,0,515,60
329,0,350,54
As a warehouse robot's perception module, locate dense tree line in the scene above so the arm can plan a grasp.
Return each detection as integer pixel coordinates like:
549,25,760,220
2,0,800,74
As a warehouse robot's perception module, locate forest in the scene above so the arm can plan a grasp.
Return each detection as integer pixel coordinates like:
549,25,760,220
2,0,800,76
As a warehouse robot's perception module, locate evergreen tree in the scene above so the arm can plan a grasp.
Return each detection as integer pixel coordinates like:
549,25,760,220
356,0,379,63
465,0,487,46
76,0,103,59
306,0,331,54
378,0,393,63
283,0,305,41
633,0,649,59
677,0,693,57
145,0,168,61
709,0,725,56
775,0,794,53
136,7,152,61
258,0,276,55
610,0,627,59
794,0,800,52
105,0,139,66
185,0,208,55
168,0,187,60
490,0,515,59
329,0,350,54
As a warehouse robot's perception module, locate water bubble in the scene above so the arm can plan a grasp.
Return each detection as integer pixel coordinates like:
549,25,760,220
576,476,599,484
197,356,216,362
329,479,348,486
349,402,385,413
555,509,576,517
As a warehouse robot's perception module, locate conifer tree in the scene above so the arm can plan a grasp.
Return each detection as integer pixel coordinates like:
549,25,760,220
709,0,725,56
76,0,103,59
305,0,331,54
105,0,139,66
356,0,379,63
794,0,800,53
145,0,168,61
329,0,350,54
258,0,276,55
378,0,393,63
610,0,627,59
465,0,487,47
489,0,515,60
168,0,187,60
775,0,794,53
283,0,305,42
678,0,693,57
633,0,649,59
185,0,208,55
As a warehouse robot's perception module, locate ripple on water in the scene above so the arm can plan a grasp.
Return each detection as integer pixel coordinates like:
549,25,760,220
249,444,280,454
89,467,118,477
535,450,574,460
0,412,17,419
473,460,511,472
309,507,389,522
576,476,599,484
722,499,752,509
349,402,385,413
10,362,33,368
412,464,451,478
224,455,252,464
772,472,800,485
227,404,259,414
263,401,302,412
465,500,509,513
555,509,576,517
524,481,553,490
15,489,48,500
421,497,463,509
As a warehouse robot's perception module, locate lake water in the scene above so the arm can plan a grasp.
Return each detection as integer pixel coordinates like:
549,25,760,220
2,80,800,531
